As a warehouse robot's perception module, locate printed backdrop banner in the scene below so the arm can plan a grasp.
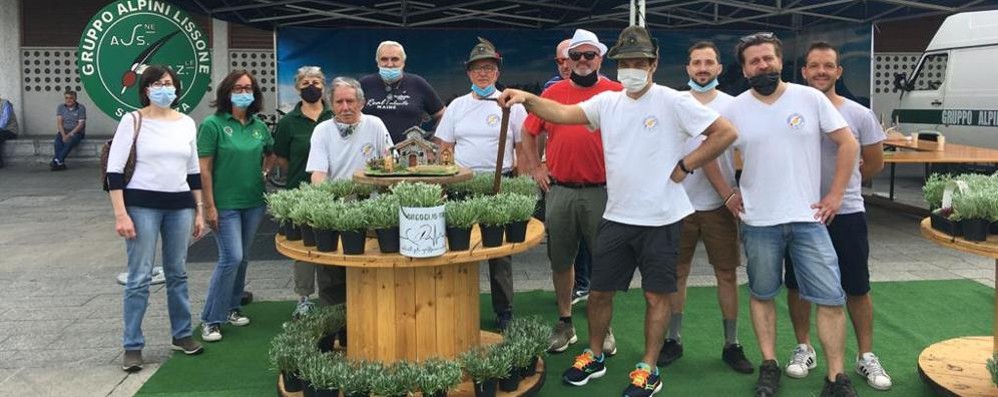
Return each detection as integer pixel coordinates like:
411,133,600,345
276,25,871,115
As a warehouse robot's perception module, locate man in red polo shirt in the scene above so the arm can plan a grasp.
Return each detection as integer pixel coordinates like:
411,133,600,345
521,28,623,354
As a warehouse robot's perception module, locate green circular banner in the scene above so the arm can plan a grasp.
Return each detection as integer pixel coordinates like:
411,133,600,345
78,0,211,120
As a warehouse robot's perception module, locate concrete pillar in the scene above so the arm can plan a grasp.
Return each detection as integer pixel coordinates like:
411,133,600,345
0,0,24,132
212,18,229,92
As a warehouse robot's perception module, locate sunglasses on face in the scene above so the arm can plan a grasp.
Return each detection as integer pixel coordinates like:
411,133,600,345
568,51,599,61
739,32,776,44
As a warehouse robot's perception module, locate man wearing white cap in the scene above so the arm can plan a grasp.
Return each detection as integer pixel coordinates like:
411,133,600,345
522,29,624,355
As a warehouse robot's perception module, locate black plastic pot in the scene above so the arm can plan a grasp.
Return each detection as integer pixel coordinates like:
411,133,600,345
447,226,472,251
285,222,303,241
480,225,505,248
344,393,370,397
317,333,336,353
519,356,539,378
930,213,963,237
301,224,317,247
376,227,400,253
341,230,367,255
281,371,303,392
964,218,989,241
505,220,528,243
313,388,340,397
338,328,347,348
498,371,522,392
314,229,339,252
990,221,998,235
302,381,316,397
277,220,288,237
428,391,447,397
473,379,498,397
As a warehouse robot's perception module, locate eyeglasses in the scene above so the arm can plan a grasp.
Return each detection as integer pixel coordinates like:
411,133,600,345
232,85,255,94
739,32,776,44
469,65,498,73
554,57,568,65
151,81,174,88
568,51,599,61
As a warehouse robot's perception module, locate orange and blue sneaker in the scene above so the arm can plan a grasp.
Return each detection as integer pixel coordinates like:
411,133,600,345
562,349,607,386
623,362,663,397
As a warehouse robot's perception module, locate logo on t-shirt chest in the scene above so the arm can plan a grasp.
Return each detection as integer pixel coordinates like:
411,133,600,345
361,143,376,159
786,113,806,130
643,116,659,131
486,114,500,127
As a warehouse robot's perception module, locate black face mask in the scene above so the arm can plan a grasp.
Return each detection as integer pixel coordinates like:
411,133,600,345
300,85,323,103
570,71,599,87
748,71,781,96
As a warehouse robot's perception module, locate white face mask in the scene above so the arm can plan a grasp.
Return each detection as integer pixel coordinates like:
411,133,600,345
617,68,649,93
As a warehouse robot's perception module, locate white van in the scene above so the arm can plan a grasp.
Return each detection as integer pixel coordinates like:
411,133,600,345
893,10,998,148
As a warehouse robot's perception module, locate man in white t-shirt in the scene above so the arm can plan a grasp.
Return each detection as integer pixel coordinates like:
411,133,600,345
434,37,526,332
500,26,737,397
304,77,392,343
306,77,393,182
659,41,753,375
724,33,860,397
782,41,891,391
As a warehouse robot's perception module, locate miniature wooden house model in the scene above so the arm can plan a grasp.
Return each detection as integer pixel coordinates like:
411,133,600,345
392,127,439,167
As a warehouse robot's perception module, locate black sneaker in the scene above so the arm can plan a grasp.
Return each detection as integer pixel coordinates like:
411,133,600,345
656,339,683,367
623,362,663,397
562,349,607,386
723,343,755,374
337,328,347,348
756,359,782,397
496,311,513,331
820,373,859,397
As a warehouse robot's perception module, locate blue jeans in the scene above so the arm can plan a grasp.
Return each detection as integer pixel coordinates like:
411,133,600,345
201,205,266,326
53,132,84,163
741,222,845,306
123,206,195,350
573,239,591,291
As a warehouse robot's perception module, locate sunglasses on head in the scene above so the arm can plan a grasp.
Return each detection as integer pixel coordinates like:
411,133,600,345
568,51,599,61
739,32,776,44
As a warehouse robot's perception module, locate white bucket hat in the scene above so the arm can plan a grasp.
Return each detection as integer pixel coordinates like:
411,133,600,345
564,29,608,57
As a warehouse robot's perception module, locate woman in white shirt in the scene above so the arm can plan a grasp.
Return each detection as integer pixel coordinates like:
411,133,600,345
105,65,206,372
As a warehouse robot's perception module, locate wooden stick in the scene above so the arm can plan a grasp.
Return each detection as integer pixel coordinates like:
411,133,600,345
492,106,511,195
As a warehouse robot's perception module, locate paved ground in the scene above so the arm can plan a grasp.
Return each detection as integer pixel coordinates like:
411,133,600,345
0,162,992,396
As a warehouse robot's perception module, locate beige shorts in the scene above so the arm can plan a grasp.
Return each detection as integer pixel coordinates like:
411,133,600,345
678,206,740,270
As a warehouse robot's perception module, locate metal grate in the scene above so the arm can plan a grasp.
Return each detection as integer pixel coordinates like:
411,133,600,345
21,48,83,94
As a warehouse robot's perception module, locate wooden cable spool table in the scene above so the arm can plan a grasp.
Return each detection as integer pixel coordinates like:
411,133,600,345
275,219,546,397
352,167,474,187
919,218,998,396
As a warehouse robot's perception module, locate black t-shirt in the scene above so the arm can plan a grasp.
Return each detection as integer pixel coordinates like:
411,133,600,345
359,73,445,144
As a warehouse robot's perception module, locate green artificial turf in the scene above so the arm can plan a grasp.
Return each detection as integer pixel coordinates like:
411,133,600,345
136,279,993,396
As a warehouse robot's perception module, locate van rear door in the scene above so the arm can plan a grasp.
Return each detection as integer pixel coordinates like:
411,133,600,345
894,51,948,135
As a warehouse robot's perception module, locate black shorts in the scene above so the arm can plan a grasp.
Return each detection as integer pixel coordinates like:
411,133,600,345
591,219,681,293
785,212,870,296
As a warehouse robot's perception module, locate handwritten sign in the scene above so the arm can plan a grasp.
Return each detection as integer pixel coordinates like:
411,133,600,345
399,205,446,258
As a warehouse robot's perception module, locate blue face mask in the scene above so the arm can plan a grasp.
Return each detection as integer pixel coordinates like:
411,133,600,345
471,84,496,98
231,92,255,109
379,67,402,82
688,78,719,93
148,86,177,108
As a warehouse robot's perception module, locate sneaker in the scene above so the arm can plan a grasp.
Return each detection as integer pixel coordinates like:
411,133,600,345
755,359,782,397
496,311,513,332
656,339,683,367
856,352,892,390
292,298,316,319
722,343,755,374
337,328,347,348
571,288,590,305
562,349,607,386
122,350,143,372
240,291,254,306
227,310,250,326
785,343,817,378
603,327,618,356
201,323,222,342
170,336,204,355
150,267,165,285
820,373,859,397
623,362,663,397
548,321,578,353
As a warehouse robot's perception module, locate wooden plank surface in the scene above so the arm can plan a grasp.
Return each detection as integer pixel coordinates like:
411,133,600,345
918,336,998,397
920,218,998,259
275,219,544,268
395,267,418,361
353,167,474,187
435,265,457,358
414,266,438,360
375,268,398,362
883,141,998,164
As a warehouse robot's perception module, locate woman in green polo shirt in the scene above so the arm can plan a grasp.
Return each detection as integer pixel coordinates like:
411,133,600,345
274,66,335,318
197,70,274,342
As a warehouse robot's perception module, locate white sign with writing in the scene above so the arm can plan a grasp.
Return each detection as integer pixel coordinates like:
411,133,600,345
399,205,446,258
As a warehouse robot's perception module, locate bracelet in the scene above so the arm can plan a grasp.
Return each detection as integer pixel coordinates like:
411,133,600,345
196,202,204,207
723,190,739,205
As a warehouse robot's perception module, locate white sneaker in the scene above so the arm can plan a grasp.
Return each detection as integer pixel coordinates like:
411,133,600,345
201,323,222,342
227,311,250,327
856,352,893,390
785,343,817,378
602,327,617,356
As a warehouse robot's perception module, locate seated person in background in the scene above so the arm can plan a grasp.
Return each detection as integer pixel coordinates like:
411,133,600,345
0,95,20,168
52,90,87,171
